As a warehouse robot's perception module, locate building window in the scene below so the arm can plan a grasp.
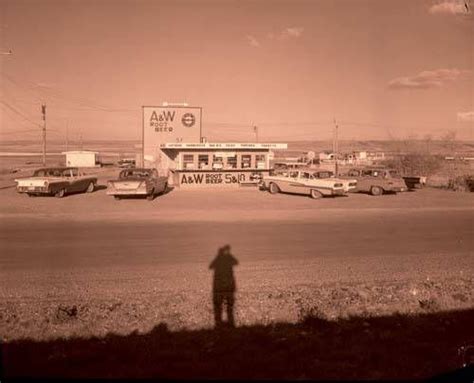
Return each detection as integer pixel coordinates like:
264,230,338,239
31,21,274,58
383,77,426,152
212,155,224,170
226,155,237,169
255,154,265,169
198,154,209,169
183,154,195,169
241,154,252,169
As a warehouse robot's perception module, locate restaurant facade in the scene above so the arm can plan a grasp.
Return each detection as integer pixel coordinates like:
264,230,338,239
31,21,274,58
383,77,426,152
142,105,287,187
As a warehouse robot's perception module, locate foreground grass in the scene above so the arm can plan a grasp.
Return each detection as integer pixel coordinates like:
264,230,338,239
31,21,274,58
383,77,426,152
2,308,474,380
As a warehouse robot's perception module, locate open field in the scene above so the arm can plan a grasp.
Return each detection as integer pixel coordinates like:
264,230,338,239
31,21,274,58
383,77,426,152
2,138,474,156
1,173,473,379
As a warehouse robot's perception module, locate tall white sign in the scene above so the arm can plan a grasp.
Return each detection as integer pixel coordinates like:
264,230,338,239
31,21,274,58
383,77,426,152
142,106,202,168
143,106,201,146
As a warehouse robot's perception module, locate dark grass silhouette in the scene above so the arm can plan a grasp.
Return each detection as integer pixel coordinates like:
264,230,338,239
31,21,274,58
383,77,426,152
1,309,474,380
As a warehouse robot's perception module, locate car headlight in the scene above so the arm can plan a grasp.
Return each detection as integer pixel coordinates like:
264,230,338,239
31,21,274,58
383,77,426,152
334,183,343,187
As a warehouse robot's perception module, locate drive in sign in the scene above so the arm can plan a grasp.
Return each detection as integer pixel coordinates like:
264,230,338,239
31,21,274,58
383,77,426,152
143,106,202,147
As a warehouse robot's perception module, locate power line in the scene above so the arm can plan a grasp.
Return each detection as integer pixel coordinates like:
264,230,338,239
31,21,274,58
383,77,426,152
0,129,39,135
0,99,40,127
0,71,136,112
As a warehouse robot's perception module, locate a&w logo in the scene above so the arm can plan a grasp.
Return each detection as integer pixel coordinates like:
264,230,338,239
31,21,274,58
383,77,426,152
150,111,175,124
150,110,176,132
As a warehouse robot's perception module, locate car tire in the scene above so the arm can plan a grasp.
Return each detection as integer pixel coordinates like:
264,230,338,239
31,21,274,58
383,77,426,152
269,182,280,194
370,186,383,196
27,193,36,198
55,188,65,198
310,189,323,199
86,182,95,193
114,196,121,200
147,190,155,201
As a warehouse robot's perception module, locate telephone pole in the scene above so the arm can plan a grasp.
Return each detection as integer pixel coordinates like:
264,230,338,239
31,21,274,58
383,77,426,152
65,120,69,152
253,125,259,142
333,118,339,176
41,104,46,166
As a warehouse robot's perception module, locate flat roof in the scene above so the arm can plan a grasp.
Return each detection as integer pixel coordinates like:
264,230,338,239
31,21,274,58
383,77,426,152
160,143,287,150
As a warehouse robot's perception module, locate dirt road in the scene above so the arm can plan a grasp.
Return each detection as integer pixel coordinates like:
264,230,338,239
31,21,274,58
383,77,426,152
0,187,473,340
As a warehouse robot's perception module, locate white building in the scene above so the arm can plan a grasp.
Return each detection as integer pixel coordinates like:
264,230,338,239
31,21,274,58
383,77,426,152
62,151,99,167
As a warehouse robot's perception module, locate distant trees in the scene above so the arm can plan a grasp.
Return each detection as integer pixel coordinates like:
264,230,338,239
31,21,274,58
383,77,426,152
441,130,457,155
383,153,443,176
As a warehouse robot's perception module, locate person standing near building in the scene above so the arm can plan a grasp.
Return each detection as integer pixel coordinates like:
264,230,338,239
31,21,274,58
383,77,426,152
209,245,239,328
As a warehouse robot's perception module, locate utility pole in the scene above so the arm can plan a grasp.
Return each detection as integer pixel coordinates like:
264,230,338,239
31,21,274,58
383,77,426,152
333,118,339,176
65,120,69,152
253,125,259,142
41,104,46,166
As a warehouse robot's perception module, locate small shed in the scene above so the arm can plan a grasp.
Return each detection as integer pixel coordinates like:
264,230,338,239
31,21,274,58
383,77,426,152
62,151,99,167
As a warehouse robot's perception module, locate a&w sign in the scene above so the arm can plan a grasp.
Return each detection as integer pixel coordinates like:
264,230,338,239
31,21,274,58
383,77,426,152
142,106,202,147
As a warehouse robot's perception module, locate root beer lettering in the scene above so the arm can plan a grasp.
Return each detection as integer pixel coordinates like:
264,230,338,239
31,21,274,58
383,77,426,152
181,173,246,185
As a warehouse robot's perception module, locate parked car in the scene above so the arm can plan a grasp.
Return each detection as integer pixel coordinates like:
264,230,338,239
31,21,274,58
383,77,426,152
312,170,358,193
249,172,263,183
403,176,427,190
273,162,309,171
313,170,335,179
107,168,168,200
117,158,136,168
344,168,406,196
15,167,97,198
261,170,347,199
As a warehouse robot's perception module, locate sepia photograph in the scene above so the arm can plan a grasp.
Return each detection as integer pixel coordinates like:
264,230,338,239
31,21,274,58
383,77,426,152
0,0,473,380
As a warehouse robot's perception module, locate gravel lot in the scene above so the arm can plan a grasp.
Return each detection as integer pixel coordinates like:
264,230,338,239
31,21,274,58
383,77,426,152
1,184,473,339
1,172,474,379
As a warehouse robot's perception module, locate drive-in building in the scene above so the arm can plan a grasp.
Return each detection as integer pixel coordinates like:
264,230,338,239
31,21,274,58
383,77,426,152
142,105,287,187
160,142,287,187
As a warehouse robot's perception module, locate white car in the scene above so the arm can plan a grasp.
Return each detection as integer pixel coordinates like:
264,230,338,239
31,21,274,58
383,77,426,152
15,167,97,198
262,170,347,199
312,170,358,193
107,168,168,200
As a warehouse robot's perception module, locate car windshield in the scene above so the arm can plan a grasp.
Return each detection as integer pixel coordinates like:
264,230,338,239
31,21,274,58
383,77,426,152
315,172,333,178
34,169,62,177
120,169,150,178
62,168,78,177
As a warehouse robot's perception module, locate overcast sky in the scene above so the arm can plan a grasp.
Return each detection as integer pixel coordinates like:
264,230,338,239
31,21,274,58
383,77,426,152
0,0,472,142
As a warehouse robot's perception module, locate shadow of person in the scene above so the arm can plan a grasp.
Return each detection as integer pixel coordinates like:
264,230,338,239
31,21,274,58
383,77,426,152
209,244,239,329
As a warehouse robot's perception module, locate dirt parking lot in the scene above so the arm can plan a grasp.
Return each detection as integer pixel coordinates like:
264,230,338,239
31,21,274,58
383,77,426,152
1,183,473,332
1,172,474,379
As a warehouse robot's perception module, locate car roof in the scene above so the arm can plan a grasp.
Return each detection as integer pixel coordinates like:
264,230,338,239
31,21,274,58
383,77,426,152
350,167,387,171
36,167,77,172
121,168,153,172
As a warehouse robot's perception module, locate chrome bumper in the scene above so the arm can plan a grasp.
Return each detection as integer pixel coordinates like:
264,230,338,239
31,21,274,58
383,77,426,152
391,187,406,192
17,186,50,194
107,190,148,196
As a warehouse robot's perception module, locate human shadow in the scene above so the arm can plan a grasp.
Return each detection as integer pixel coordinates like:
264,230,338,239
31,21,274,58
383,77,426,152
209,245,238,328
2,309,474,380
